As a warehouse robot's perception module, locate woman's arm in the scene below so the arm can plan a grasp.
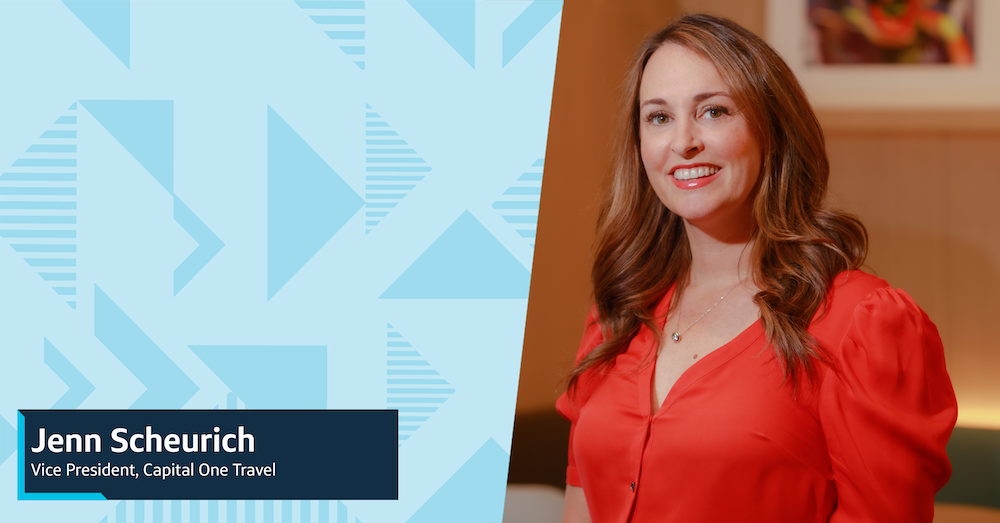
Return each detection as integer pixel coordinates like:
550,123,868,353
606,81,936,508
561,485,591,523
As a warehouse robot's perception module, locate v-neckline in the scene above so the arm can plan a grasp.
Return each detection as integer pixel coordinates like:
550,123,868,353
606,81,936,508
645,285,765,418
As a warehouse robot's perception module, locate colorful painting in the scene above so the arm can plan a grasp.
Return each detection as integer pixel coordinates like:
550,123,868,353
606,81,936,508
807,0,975,64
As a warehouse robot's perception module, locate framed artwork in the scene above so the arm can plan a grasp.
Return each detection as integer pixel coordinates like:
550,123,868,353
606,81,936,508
767,0,1000,109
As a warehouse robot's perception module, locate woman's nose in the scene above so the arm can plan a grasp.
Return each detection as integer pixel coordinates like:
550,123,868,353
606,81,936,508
671,120,704,158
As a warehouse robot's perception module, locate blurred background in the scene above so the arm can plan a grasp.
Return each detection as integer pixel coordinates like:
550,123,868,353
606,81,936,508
506,0,1000,520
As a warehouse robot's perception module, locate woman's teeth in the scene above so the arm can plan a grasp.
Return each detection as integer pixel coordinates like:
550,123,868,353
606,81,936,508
672,166,719,180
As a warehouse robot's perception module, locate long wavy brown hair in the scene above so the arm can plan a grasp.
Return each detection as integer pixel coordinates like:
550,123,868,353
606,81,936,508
568,14,867,391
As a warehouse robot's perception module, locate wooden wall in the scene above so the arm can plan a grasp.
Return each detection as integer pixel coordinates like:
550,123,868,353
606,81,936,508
518,1,1000,429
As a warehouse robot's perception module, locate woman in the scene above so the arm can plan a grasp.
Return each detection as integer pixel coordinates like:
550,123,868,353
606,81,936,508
556,14,956,523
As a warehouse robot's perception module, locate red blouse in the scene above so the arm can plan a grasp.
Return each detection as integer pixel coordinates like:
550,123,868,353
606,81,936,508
556,271,957,522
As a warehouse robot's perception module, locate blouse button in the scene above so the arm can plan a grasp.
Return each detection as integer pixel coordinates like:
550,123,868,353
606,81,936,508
630,482,635,492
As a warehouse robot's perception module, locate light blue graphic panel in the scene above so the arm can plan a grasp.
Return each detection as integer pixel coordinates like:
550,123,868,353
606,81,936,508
0,0,561,521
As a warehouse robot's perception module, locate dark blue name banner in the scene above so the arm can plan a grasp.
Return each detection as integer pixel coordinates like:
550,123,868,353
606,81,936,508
19,410,397,500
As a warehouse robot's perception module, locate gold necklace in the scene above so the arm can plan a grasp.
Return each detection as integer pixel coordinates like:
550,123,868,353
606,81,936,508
671,281,742,343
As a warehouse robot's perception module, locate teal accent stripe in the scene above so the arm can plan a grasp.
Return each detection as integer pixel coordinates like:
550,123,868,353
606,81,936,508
0,230,76,238
387,360,428,366
26,145,76,152
387,369,439,375
40,273,76,281
366,131,399,136
0,173,75,181
388,379,448,385
0,202,75,209
366,167,431,172
311,15,364,23
366,157,425,163
340,46,365,55
366,184,415,190
10,244,75,252
54,116,77,124
25,258,76,266
387,341,411,347
366,175,424,181
367,139,407,145
12,159,76,167
326,31,364,39
366,112,380,118
387,388,455,394
295,0,364,7
366,149,416,154
387,332,403,338
0,216,76,224
398,435,410,440
398,425,419,431
365,220,379,226
366,121,389,127
365,202,397,208
0,187,76,195
532,159,545,166
518,172,543,181
517,229,536,238
492,201,538,209
40,130,76,138
502,215,537,224
366,211,388,217
53,287,76,295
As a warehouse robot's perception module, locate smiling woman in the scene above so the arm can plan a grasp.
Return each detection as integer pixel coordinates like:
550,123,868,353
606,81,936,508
556,13,957,523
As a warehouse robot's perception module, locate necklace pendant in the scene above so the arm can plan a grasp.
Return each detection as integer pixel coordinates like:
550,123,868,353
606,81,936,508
671,332,681,342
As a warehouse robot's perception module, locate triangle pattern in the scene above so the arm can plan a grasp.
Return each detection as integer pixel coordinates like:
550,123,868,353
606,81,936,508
406,0,475,68
295,0,366,70
62,0,130,68
385,324,454,446
0,415,15,466
364,105,431,234
0,109,79,308
267,105,364,299
380,211,530,299
44,338,95,409
502,1,562,67
79,100,173,193
493,158,543,249
189,345,327,409
406,438,509,522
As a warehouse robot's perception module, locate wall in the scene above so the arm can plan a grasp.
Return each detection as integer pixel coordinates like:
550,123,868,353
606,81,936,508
519,0,1000,429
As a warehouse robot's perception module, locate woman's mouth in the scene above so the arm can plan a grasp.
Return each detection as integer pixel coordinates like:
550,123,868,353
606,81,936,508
671,166,719,180
670,166,721,189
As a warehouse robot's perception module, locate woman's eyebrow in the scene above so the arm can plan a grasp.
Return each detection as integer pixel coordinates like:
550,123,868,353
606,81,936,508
639,91,730,109
693,91,728,102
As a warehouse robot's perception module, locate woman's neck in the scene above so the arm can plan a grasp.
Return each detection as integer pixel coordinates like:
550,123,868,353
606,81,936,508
683,218,755,288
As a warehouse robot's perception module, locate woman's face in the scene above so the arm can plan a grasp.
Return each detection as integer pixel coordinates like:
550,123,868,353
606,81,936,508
638,43,762,235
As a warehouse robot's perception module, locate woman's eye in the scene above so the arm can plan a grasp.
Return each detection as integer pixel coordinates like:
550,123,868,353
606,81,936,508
647,113,669,124
704,106,729,119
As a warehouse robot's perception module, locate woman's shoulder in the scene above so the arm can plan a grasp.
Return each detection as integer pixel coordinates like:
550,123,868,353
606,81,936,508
811,269,939,359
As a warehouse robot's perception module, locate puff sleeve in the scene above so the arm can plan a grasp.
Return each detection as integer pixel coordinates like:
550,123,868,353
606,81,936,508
555,307,604,487
819,288,957,522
